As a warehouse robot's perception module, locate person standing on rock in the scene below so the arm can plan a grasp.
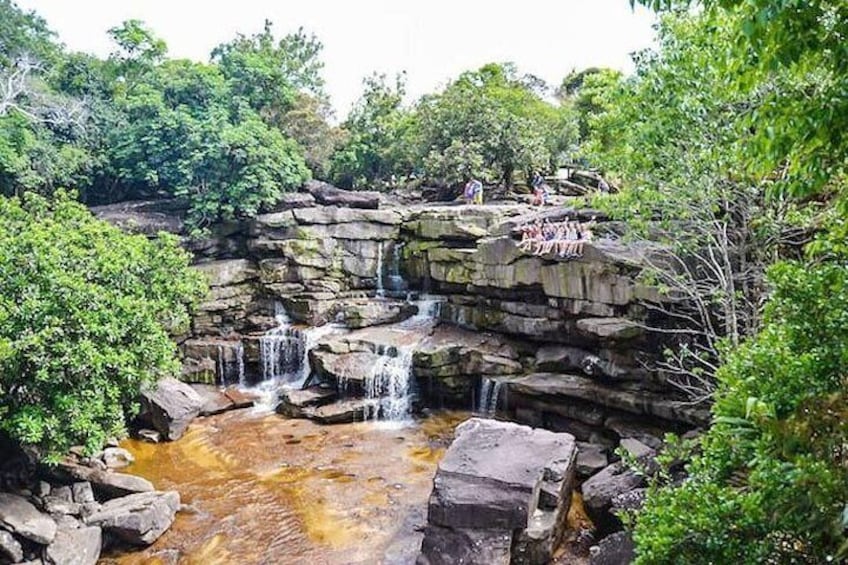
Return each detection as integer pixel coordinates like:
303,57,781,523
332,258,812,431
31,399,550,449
464,178,483,205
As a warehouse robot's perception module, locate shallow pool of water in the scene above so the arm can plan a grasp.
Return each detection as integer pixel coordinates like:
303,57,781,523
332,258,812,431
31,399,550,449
102,410,468,565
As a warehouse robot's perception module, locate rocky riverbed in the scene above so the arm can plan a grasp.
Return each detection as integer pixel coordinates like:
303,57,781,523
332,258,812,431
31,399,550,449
103,410,468,565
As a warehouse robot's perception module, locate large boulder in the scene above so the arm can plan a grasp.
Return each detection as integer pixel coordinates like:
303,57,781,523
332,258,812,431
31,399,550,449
43,526,102,565
84,491,179,546
304,180,380,209
0,493,57,545
420,418,577,565
138,377,205,440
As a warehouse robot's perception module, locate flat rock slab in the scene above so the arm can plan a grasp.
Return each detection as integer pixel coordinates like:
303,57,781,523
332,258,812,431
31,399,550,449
223,387,256,409
0,492,57,545
84,491,179,546
191,384,235,416
427,418,576,530
277,387,338,418
304,399,371,425
43,526,101,565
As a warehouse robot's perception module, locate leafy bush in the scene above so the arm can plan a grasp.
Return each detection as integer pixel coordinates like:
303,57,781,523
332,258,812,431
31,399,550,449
633,259,848,563
0,191,207,461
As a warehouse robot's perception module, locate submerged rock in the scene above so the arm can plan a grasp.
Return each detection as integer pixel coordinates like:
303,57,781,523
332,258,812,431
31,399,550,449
84,491,179,546
0,493,57,545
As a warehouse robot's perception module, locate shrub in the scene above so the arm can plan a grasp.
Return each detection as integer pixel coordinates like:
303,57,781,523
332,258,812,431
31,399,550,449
0,191,207,461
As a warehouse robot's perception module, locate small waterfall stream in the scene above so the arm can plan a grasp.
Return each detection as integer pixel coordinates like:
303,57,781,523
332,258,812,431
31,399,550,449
216,341,245,386
375,241,385,297
254,303,342,410
363,345,415,422
477,378,503,416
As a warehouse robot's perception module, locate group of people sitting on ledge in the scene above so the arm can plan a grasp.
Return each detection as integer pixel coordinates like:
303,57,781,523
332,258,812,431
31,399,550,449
517,218,595,258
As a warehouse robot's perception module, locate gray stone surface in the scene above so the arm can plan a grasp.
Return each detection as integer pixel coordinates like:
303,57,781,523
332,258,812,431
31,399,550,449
417,526,511,565
139,377,204,440
590,531,635,565
43,526,101,565
581,463,646,534
100,448,135,470
305,180,380,209
53,463,153,500
0,528,24,562
0,493,57,545
420,418,576,565
576,443,610,478
84,491,179,546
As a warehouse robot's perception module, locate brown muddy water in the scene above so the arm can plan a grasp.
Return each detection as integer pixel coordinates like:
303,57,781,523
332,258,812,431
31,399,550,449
101,410,468,565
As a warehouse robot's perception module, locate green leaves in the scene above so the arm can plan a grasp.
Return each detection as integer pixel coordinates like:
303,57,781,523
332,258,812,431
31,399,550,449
0,192,207,460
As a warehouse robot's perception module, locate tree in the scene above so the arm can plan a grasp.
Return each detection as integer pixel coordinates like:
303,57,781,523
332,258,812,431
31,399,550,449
211,21,325,125
329,72,417,189
416,63,574,187
0,192,207,461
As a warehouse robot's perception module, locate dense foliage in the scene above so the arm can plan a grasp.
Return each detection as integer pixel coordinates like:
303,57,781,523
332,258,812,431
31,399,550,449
330,63,578,189
579,2,848,562
0,192,206,461
1,5,313,233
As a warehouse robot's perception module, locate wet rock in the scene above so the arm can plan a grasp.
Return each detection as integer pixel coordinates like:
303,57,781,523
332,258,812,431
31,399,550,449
84,491,179,546
0,529,24,563
576,443,610,479
136,430,161,444
138,377,204,441
581,463,645,534
504,373,709,426
418,526,511,565
0,493,57,545
100,448,134,470
305,180,380,209
590,531,635,565
43,526,101,565
340,300,417,329
191,384,235,416
276,387,337,418
52,463,153,500
304,399,371,424
222,387,256,409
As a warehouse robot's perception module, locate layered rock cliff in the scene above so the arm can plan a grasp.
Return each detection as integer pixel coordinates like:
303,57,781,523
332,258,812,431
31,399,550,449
93,193,708,446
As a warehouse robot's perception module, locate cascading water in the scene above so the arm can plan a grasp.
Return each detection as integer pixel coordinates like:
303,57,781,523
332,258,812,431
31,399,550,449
385,242,406,294
375,241,385,298
363,345,415,422
477,378,503,416
216,341,245,386
253,303,343,410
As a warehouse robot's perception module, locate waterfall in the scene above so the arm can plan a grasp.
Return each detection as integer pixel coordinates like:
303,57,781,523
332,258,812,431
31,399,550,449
402,293,445,327
386,241,406,293
477,378,502,416
216,341,245,386
259,303,342,388
363,345,414,422
375,241,385,297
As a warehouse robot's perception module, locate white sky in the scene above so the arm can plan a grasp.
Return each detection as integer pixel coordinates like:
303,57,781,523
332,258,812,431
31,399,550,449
17,0,657,118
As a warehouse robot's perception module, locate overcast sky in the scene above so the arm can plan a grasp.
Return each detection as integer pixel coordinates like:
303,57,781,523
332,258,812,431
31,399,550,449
17,0,657,117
